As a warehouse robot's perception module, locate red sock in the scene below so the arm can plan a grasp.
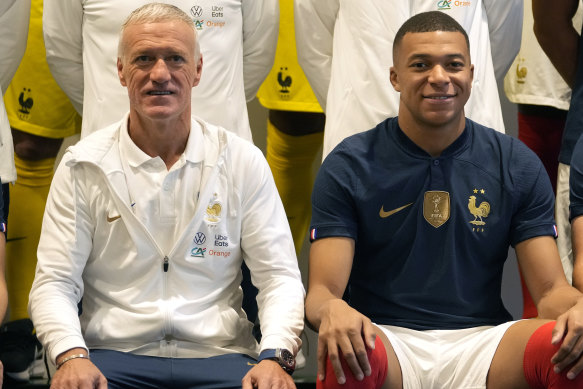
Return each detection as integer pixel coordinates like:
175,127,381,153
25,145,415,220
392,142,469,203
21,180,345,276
523,321,583,388
317,336,388,389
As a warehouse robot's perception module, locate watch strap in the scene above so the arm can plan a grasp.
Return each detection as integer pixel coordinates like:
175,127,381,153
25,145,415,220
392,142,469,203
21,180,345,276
258,348,277,362
258,348,295,375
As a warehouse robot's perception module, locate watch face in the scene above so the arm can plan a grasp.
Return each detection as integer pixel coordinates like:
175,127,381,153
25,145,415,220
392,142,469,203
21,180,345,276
277,348,295,370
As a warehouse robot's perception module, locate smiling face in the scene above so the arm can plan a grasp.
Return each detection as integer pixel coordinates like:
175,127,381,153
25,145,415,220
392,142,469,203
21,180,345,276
117,20,202,124
390,30,473,131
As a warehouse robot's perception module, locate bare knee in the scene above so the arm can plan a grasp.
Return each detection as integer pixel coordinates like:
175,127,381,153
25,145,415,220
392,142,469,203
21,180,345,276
374,328,403,389
489,320,583,389
317,333,401,389
488,320,546,388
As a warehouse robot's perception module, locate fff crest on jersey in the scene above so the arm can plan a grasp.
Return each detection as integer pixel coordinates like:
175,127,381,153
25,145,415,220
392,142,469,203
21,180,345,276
468,195,490,226
423,191,450,228
205,193,222,223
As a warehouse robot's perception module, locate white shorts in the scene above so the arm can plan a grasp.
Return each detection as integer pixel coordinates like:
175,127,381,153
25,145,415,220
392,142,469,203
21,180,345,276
378,321,517,389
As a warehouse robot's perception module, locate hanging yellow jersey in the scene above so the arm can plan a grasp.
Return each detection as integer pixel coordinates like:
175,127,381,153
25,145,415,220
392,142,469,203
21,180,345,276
256,0,322,113
4,0,81,139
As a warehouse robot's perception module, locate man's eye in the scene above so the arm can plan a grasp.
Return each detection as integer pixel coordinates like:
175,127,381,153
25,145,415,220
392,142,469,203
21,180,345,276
450,62,464,68
411,62,427,69
168,55,184,62
135,56,151,63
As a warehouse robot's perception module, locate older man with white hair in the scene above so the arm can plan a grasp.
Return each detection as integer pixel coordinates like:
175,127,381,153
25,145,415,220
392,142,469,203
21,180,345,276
29,4,304,388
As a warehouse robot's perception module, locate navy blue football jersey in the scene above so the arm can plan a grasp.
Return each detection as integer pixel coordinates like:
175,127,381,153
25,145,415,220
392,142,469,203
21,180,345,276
311,117,556,330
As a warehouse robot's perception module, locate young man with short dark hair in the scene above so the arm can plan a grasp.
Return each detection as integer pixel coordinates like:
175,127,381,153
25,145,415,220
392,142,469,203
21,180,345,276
307,11,583,389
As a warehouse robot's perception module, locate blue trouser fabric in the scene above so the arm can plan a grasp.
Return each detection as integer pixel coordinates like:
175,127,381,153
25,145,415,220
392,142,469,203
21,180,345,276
91,349,256,389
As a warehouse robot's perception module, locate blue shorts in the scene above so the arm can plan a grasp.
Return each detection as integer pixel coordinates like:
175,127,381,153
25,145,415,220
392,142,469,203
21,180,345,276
90,350,257,389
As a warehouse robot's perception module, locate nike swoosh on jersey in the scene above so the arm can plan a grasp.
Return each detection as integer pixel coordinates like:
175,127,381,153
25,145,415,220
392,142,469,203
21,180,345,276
379,203,413,218
107,214,121,223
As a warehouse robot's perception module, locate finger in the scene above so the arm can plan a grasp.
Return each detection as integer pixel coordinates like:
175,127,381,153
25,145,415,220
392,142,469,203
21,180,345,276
360,320,376,377
354,341,372,379
97,374,108,389
347,328,370,379
362,319,377,350
326,337,349,385
317,335,329,382
276,372,295,389
74,374,92,389
566,346,583,380
554,330,583,373
286,376,297,389
551,325,582,365
272,370,295,389
551,318,567,345
550,317,571,369
287,374,296,388
241,374,253,389
337,332,366,381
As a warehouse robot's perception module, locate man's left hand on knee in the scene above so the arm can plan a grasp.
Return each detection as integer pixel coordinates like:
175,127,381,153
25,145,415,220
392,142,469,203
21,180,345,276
242,360,296,389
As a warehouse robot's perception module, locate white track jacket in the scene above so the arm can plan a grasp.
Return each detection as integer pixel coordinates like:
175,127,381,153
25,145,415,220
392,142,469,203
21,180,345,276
29,116,304,364
295,0,522,157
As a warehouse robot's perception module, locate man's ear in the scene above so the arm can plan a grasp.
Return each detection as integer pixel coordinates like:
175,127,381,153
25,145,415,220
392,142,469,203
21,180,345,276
192,53,203,87
390,66,401,92
117,58,127,87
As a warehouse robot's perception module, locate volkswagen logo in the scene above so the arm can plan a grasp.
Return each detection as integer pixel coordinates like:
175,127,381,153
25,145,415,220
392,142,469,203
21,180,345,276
193,232,206,245
191,5,203,17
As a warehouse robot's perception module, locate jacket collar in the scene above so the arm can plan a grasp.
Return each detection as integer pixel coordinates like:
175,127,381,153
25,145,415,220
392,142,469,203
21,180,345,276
65,112,220,175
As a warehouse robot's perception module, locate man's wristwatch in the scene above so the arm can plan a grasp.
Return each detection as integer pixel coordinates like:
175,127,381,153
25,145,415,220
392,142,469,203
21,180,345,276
258,348,296,375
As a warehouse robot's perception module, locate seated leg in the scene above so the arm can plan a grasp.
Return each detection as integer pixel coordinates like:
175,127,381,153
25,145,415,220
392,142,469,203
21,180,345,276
91,349,255,389
524,321,583,389
317,336,388,389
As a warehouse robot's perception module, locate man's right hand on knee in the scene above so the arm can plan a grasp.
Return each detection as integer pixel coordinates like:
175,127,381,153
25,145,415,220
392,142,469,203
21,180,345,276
316,299,377,384
53,348,107,389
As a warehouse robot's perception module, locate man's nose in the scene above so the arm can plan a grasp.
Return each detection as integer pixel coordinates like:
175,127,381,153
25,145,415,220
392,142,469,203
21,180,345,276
428,65,449,84
151,58,171,83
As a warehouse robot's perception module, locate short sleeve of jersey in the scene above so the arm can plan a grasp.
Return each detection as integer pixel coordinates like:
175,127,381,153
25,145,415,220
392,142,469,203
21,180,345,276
509,139,557,246
310,142,359,241
570,134,583,221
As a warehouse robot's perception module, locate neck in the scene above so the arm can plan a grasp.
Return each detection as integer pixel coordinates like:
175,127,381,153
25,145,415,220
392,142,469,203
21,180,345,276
397,109,466,157
127,111,190,170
